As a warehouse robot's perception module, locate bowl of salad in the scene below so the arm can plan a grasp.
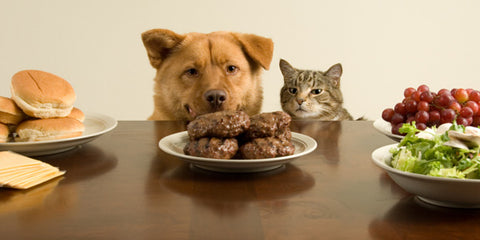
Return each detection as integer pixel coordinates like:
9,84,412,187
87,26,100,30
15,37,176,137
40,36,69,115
372,122,480,208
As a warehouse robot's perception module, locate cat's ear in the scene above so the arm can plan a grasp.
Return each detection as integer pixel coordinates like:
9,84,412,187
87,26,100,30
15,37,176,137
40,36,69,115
279,59,296,79
325,63,343,87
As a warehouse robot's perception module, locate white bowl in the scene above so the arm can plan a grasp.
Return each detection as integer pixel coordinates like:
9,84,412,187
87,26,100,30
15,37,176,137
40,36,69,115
372,144,480,208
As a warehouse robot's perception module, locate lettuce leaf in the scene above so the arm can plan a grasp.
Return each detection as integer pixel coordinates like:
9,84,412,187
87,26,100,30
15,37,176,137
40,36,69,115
388,122,480,179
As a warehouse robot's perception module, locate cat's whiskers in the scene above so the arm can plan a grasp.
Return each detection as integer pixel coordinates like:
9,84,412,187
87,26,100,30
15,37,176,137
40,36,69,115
279,59,354,120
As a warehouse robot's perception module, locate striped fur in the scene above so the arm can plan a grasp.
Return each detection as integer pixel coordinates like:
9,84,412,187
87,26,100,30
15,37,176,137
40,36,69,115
279,59,353,120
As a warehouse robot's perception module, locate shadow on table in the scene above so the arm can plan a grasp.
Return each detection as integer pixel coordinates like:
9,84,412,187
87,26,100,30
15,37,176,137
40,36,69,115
157,161,315,216
291,120,342,163
38,144,118,184
368,195,480,239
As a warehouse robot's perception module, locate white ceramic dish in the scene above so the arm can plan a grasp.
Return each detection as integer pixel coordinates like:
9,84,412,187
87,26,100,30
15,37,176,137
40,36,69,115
0,113,117,156
159,131,317,173
372,144,480,208
373,118,403,141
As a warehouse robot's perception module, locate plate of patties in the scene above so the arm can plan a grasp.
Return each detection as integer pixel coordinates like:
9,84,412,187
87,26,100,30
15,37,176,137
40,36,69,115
0,70,117,156
159,111,317,173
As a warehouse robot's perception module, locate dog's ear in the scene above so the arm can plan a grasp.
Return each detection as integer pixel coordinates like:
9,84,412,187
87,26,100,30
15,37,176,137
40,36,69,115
233,33,274,70
142,29,185,69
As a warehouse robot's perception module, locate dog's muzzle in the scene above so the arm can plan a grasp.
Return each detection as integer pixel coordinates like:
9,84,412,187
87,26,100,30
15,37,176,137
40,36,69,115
204,89,227,110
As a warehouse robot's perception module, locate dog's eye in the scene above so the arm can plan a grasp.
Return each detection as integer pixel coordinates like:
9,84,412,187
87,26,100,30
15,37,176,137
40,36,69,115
288,88,297,94
185,68,199,77
311,89,322,95
226,65,238,75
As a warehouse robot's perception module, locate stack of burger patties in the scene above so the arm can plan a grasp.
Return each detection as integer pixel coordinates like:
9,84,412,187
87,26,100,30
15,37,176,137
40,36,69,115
0,70,84,142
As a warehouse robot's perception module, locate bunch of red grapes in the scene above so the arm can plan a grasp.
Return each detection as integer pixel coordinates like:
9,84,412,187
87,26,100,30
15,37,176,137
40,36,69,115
382,84,480,135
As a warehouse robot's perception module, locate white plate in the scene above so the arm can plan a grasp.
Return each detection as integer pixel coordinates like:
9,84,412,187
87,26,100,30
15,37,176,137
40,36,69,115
159,131,317,173
373,118,403,141
0,113,117,156
372,144,480,208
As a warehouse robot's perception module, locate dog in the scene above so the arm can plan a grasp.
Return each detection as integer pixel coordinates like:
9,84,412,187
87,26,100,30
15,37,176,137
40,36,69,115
141,29,274,121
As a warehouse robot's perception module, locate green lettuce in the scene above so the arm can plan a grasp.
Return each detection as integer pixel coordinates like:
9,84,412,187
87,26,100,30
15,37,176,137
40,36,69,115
388,122,480,179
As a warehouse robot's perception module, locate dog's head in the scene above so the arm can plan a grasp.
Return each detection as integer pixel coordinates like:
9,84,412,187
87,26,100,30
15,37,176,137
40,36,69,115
142,29,274,121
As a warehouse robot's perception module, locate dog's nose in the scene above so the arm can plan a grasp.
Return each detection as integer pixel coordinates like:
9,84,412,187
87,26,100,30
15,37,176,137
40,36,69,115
204,89,227,109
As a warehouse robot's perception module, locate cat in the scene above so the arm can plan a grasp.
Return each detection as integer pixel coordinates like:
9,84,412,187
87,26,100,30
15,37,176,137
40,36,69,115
279,59,353,120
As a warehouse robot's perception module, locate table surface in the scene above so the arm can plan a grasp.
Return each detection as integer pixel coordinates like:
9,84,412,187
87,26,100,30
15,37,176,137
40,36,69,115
1,120,480,240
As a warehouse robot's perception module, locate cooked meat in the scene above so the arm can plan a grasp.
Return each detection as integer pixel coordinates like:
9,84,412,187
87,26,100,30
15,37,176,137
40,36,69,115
187,111,250,139
183,137,239,159
239,137,295,159
244,111,291,139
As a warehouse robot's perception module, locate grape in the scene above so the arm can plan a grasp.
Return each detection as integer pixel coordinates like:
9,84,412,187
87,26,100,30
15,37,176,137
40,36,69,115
382,108,395,121
405,99,418,113
454,88,469,103
440,109,456,124
456,117,471,126
469,90,480,102
460,107,474,118
382,85,480,133
415,111,429,124
416,122,427,130
417,84,430,93
406,115,415,123
438,88,451,95
465,101,479,115
391,113,405,124
428,110,441,126
420,91,434,103
412,91,422,102
404,87,416,98
394,103,407,115
473,116,480,126
391,123,404,135
417,101,430,112
449,101,462,113
435,93,454,108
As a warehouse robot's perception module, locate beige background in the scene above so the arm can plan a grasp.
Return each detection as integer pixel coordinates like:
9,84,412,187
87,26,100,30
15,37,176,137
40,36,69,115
1,0,479,120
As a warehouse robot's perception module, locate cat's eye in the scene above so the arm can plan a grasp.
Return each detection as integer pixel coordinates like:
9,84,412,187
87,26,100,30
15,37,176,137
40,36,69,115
311,89,322,95
288,88,297,94
226,65,238,75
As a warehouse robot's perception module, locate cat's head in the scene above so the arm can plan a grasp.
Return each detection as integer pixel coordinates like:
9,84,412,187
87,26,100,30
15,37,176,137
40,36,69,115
279,59,345,119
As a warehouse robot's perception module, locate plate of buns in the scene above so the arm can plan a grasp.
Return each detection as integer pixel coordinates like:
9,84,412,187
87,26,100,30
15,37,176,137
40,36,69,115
0,70,117,156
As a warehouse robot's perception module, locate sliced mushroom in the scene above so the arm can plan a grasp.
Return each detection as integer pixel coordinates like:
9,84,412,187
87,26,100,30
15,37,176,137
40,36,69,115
444,127,480,149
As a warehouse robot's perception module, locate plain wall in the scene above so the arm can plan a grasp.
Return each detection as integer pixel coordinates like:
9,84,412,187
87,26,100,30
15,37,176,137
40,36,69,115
2,0,480,120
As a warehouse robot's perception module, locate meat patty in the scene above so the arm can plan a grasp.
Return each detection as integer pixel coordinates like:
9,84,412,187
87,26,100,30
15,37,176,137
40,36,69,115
239,137,295,159
183,137,239,159
244,111,291,139
187,111,250,139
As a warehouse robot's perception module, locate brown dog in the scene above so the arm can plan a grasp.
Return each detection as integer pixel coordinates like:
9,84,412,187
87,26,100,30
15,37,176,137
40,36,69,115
141,29,274,121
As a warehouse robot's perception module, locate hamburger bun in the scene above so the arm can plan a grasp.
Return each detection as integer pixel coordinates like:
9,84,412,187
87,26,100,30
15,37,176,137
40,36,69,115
15,118,85,142
0,96,25,125
0,123,8,143
11,70,76,119
67,107,85,122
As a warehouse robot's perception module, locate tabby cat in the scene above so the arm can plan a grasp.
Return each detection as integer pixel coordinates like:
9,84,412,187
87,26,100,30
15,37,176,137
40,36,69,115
279,59,353,120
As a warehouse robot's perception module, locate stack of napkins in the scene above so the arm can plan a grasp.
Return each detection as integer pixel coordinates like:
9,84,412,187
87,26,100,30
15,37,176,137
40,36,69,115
0,151,65,189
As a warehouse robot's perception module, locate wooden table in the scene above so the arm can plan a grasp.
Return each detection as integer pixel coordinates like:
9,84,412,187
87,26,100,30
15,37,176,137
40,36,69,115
1,120,480,239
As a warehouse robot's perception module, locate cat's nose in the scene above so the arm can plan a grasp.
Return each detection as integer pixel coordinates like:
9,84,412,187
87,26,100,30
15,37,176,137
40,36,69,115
296,98,305,105
204,89,227,109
